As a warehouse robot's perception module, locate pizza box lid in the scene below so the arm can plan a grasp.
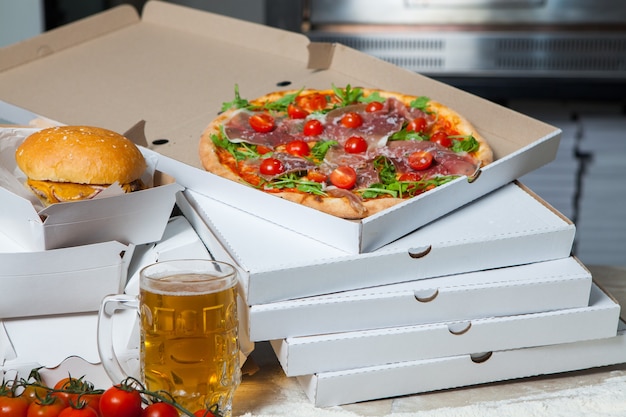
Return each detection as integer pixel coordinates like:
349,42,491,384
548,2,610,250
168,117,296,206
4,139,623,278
247,257,593,341
176,181,576,305
0,0,561,253
297,318,626,407
271,282,620,376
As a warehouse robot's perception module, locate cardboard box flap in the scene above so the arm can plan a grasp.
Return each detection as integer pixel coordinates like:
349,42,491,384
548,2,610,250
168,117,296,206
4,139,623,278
142,0,310,61
0,5,139,72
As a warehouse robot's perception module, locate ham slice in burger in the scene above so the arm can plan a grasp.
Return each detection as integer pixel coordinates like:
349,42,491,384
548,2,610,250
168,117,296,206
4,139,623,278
15,125,147,205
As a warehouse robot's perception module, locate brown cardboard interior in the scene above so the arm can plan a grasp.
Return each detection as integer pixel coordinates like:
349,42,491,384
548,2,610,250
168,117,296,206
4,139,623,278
0,1,556,171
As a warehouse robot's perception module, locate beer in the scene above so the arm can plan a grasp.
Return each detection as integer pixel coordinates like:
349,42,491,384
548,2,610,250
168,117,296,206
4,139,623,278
140,270,240,415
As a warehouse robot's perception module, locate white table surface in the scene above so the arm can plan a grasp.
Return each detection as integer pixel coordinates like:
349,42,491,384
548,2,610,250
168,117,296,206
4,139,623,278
231,265,626,417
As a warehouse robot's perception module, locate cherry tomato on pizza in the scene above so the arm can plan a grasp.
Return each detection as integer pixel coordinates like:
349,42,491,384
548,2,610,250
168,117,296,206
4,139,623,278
248,113,275,133
406,117,427,133
365,101,384,112
287,103,308,119
307,170,327,183
296,93,328,112
329,166,358,189
430,131,452,148
408,151,434,171
259,158,285,176
193,410,215,417
398,172,422,182
340,112,363,129
344,136,368,154
303,119,324,136
141,403,179,417
285,139,310,157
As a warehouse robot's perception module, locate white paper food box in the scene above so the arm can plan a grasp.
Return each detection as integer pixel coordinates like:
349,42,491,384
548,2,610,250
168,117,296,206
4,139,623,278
0,215,254,385
271,283,620,376
0,0,561,253
0,231,134,319
298,319,626,407
177,182,575,306
0,123,182,251
248,257,592,341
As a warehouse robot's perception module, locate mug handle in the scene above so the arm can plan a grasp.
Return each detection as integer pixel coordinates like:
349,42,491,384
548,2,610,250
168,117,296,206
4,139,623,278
97,294,138,383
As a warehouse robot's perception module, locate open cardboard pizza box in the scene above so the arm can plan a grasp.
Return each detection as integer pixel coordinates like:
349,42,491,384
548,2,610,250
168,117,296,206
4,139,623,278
0,0,561,253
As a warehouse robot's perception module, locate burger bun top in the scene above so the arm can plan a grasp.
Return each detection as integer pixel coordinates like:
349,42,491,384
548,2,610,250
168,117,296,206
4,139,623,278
15,126,147,185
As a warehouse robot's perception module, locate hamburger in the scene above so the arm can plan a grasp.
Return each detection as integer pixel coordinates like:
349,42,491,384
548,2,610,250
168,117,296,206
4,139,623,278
15,125,147,205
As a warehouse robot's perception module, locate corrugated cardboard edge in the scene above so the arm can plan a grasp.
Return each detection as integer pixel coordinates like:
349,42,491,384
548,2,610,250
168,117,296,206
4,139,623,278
0,5,139,72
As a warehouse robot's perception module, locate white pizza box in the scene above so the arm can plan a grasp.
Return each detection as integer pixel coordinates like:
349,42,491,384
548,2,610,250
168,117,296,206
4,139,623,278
0,122,183,251
0,0,561,254
298,318,626,407
176,181,576,306
247,257,592,341
0,228,134,319
0,215,254,386
271,283,620,376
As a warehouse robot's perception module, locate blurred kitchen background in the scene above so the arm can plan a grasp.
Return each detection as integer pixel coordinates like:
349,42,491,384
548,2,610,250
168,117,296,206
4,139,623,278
1,0,625,266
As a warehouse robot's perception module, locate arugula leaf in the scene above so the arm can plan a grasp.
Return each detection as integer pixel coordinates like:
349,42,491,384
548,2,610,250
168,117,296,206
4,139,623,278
409,96,430,112
450,135,479,153
359,91,385,104
388,129,429,142
310,140,338,162
210,132,261,161
221,84,251,112
263,88,303,112
373,156,396,184
263,173,326,196
332,84,363,107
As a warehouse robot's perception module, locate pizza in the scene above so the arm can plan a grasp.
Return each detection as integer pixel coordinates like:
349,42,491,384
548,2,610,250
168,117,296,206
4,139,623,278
199,85,493,219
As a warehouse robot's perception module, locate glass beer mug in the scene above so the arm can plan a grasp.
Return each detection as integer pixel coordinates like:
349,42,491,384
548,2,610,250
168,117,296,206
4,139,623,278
98,259,241,416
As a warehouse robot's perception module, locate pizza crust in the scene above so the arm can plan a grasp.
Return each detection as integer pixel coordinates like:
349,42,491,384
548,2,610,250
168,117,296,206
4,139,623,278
198,87,494,219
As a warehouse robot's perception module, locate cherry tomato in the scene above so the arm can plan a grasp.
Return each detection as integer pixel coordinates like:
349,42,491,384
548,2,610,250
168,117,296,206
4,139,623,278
193,410,215,417
340,112,363,129
406,117,427,133
58,406,98,417
296,93,328,112
259,158,285,176
0,395,30,417
75,394,99,417
52,377,91,408
285,139,310,157
408,151,434,171
287,103,308,119
329,166,357,189
307,170,327,183
430,131,452,148
27,397,65,417
248,113,275,133
398,172,422,182
344,136,368,154
303,119,323,136
142,403,179,417
365,101,384,112
99,385,142,417
256,145,272,155
22,385,50,404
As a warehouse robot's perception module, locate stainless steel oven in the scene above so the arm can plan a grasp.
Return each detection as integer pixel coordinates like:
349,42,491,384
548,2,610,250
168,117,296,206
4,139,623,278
266,0,626,100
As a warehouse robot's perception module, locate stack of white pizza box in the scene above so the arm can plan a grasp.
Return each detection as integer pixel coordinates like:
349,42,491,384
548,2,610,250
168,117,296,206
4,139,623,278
177,179,625,407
